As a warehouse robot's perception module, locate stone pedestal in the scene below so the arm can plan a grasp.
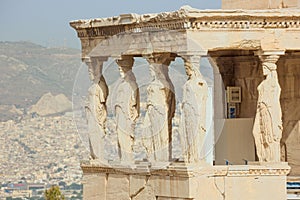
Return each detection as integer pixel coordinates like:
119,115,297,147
81,160,290,200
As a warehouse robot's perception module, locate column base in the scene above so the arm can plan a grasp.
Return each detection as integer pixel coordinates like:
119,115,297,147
81,160,290,200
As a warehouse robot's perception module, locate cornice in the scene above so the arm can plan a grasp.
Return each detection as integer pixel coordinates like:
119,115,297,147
70,6,300,38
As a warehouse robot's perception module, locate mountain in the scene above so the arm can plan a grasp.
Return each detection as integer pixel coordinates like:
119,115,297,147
0,41,81,121
29,92,72,116
0,41,214,122
0,41,81,108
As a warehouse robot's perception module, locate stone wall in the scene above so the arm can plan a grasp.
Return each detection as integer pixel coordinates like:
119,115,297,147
278,55,300,175
81,161,290,200
214,54,263,118
215,118,255,165
234,56,263,118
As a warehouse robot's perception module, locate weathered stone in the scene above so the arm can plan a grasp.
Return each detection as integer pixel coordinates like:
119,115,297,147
190,176,224,200
85,57,108,160
286,121,300,175
70,3,299,199
179,54,208,163
150,176,191,198
115,56,139,162
82,174,106,200
225,176,286,200
132,183,155,200
253,52,283,162
142,53,175,162
130,175,147,197
106,174,130,200
80,162,290,200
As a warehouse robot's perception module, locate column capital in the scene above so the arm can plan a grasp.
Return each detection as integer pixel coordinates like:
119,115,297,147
256,50,285,56
83,56,108,63
116,55,134,68
144,52,176,65
178,50,207,57
178,50,207,64
84,56,108,83
84,57,108,69
255,50,285,64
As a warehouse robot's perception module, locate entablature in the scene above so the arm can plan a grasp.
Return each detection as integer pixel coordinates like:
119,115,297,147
70,6,300,39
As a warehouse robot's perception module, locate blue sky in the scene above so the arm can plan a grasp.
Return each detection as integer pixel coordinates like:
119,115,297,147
0,0,221,49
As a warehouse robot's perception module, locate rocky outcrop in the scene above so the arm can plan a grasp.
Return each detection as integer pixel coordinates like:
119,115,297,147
29,92,72,116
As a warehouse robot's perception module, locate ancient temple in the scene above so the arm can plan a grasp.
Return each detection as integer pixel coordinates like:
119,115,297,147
70,1,300,199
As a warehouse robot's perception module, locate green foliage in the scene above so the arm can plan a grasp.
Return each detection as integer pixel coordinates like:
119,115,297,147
44,185,65,200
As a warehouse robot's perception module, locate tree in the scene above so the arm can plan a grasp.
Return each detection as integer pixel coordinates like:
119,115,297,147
44,185,65,200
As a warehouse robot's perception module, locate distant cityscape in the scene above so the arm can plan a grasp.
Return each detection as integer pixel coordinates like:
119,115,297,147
0,113,88,199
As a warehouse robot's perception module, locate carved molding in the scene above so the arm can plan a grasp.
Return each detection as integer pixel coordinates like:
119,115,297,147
256,50,285,64
190,19,300,30
80,161,291,177
73,18,300,38
71,8,300,38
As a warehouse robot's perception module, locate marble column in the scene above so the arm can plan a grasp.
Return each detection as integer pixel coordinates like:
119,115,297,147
142,53,176,162
179,53,208,163
114,55,140,162
253,51,284,162
84,57,108,161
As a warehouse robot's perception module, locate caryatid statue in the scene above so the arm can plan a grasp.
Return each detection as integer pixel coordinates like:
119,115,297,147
143,53,175,162
85,57,108,161
114,56,140,162
253,54,283,162
179,55,208,163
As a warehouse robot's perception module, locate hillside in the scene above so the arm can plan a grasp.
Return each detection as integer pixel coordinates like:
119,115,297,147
0,41,81,108
0,41,81,121
0,41,214,122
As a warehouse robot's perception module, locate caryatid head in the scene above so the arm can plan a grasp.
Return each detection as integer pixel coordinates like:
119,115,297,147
116,56,134,79
183,59,202,80
86,57,105,84
262,62,277,76
259,54,280,78
146,53,174,81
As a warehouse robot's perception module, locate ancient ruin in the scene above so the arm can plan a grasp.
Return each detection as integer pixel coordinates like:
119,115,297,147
115,56,139,162
70,1,300,199
179,55,208,163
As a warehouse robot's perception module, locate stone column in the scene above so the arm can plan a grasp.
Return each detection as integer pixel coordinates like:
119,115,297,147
253,51,284,162
84,56,108,161
142,53,176,162
114,55,140,162
179,52,208,163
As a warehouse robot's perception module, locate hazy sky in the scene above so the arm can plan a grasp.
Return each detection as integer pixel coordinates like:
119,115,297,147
0,0,221,49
